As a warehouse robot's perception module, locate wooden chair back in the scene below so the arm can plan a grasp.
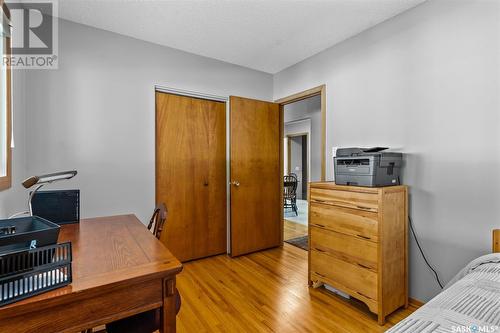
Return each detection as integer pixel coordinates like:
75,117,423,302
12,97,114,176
283,175,298,199
147,203,167,239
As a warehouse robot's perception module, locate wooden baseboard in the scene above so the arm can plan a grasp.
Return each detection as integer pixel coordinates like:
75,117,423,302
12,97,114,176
409,297,424,308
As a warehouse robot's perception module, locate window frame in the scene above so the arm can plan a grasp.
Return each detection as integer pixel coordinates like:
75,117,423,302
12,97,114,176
0,0,11,191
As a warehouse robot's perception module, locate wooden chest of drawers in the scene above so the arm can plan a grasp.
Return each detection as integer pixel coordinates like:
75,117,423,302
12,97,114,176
308,182,408,325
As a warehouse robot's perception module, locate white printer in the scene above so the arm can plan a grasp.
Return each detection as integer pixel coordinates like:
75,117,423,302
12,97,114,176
334,147,403,187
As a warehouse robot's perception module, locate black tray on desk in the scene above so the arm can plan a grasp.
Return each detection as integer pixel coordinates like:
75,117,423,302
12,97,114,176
0,242,72,306
0,216,60,253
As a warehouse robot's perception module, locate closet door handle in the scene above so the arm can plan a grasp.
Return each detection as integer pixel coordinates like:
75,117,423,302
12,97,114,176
231,180,240,187
314,271,326,278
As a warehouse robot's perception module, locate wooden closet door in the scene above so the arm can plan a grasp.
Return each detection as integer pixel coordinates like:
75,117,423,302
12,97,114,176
206,98,228,258
156,92,226,262
230,96,281,257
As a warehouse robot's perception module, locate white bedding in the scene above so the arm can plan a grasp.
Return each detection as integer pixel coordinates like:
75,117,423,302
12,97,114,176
387,253,500,333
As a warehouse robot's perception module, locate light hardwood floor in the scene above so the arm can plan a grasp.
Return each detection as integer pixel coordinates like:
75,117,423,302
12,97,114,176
176,243,418,333
284,219,308,241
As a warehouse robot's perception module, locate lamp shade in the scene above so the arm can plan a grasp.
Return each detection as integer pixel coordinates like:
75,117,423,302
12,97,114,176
22,170,78,189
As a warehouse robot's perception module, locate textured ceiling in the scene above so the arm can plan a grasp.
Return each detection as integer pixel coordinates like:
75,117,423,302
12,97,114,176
54,0,426,73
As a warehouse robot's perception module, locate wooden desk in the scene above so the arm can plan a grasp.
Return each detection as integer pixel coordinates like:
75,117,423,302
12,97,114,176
0,214,183,333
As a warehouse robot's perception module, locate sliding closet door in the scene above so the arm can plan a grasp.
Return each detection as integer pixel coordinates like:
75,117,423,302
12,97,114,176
230,96,281,257
156,92,226,262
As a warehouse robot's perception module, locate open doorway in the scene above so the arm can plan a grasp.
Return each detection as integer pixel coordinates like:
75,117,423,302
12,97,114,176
283,131,309,246
286,133,308,200
277,85,326,251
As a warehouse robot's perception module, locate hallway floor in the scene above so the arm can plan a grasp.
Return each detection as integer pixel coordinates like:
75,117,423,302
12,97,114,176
284,220,308,241
283,199,308,225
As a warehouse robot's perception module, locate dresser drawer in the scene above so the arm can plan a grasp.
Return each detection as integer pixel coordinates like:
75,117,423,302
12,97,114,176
310,187,379,212
310,203,378,242
310,249,378,301
310,227,378,272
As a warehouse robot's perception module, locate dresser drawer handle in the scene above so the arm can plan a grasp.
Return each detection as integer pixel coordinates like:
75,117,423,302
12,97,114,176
357,263,371,270
314,271,326,278
356,205,372,211
314,247,326,253
356,291,373,300
315,224,326,228
356,234,371,240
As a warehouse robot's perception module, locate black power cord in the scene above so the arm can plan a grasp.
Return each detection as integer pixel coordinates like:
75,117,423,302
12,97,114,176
408,216,444,289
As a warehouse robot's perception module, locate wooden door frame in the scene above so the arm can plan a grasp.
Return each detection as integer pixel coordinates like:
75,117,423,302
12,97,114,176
275,84,326,245
275,84,326,181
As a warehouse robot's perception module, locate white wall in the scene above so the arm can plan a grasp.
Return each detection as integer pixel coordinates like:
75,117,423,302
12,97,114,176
284,96,322,181
274,0,500,301
0,70,27,218
24,19,273,224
